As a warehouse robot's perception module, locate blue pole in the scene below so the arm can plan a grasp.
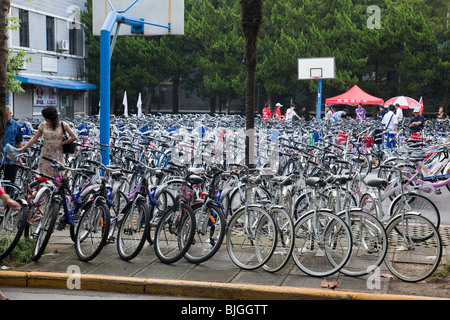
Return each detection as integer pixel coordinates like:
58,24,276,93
99,12,121,165
317,78,322,121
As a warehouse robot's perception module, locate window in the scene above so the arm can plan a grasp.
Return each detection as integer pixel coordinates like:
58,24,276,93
46,16,55,51
69,28,78,55
19,9,29,47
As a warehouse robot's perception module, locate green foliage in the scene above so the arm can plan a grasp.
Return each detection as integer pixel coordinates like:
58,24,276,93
82,0,449,113
7,16,32,93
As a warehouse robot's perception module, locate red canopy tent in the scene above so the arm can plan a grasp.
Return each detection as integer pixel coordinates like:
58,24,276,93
325,85,384,105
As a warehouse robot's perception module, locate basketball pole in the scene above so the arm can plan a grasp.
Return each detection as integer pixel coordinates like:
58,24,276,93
317,78,322,121
99,8,171,165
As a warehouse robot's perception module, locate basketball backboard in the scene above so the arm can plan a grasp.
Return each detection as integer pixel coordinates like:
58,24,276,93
92,0,185,36
298,57,335,80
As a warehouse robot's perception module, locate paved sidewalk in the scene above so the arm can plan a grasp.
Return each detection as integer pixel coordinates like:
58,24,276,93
1,231,448,300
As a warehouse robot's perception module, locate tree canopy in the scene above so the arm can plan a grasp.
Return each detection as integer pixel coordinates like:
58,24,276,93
82,0,449,115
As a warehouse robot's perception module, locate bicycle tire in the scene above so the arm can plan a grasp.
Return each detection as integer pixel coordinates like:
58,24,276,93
32,201,59,261
263,207,294,273
75,201,111,262
148,188,176,244
116,200,150,261
292,209,352,277
389,193,440,231
384,214,442,282
0,201,27,261
184,202,226,264
338,209,388,277
153,202,196,264
226,205,277,270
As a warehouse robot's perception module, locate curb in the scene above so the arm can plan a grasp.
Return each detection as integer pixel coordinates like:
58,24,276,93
0,271,446,300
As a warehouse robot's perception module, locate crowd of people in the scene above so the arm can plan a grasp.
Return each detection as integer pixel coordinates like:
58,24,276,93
262,101,447,128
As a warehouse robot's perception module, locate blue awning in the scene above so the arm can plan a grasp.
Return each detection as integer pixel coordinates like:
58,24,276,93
14,75,97,90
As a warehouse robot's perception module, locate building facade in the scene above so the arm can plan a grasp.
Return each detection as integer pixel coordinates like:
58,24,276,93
9,0,95,120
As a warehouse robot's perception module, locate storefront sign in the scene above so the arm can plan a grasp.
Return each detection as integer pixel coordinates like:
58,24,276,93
34,86,57,106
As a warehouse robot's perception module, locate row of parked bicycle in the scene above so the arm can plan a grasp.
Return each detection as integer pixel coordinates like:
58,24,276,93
1,113,449,283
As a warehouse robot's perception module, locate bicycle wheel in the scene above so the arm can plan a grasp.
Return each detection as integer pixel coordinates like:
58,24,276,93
338,210,387,277
116,200,150,261
226,205,277,270
384,214,442,282
32,201,59,261
153,202,196,264
389,193,440,230
75,201,111,262
184,202,226,264
148,189,176,244
0,202,27,261
292,210,352,277
263,207,294,273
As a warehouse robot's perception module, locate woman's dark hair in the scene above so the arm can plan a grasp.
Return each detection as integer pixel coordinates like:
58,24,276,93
41,106,60,130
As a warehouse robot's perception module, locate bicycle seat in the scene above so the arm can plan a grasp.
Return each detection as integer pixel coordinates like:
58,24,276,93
329,175,351,185
241,176,262,185
366,178,388,188
305,177,326,188
272,176,293,186
187,175,203,185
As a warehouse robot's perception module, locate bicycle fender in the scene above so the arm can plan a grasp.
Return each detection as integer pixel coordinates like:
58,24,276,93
16,198,27,206
80,184,100,198
270,205,288,211
32,186,51,205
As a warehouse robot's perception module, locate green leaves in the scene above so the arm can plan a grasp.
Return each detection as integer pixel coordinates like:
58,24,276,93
82,0,448,113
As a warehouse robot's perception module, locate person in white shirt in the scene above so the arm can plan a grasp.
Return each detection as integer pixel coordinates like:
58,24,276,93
285,105,301,121
395,103,404,124
382,104,398,148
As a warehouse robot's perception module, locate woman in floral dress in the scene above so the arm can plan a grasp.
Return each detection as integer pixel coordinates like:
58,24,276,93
19,106,77,177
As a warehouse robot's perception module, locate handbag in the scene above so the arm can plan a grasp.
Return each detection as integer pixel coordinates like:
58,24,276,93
61,122,75,154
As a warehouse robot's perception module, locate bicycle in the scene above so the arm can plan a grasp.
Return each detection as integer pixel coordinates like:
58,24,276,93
225,164,278,270
184,165,227,264
152,162,197,264
327,160,388,277
362,165,442,282
292,162,353,277
74,159,128,262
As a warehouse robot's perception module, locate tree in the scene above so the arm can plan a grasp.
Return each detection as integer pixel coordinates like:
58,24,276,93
0,0,10,142
241,0,262,168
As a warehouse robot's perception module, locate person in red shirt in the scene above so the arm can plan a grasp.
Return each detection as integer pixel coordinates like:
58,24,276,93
274,103,282,121
262,103,272,122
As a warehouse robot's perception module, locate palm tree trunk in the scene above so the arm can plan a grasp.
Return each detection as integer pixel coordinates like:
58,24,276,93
241,0,262,168
0,0,10,142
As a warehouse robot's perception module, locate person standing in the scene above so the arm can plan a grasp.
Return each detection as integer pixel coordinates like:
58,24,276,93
273,103,282,121
437,107,448,120
18,106,77,177
395,103,404,124
285,105,301,122
355,103,366,122
377,106,386,122
262,102,272,122
409,108,425,134
382,104,398,148
1,106,23,183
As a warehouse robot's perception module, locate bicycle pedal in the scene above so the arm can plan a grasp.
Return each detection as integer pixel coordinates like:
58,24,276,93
107,236,116,243
434,189,442,195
